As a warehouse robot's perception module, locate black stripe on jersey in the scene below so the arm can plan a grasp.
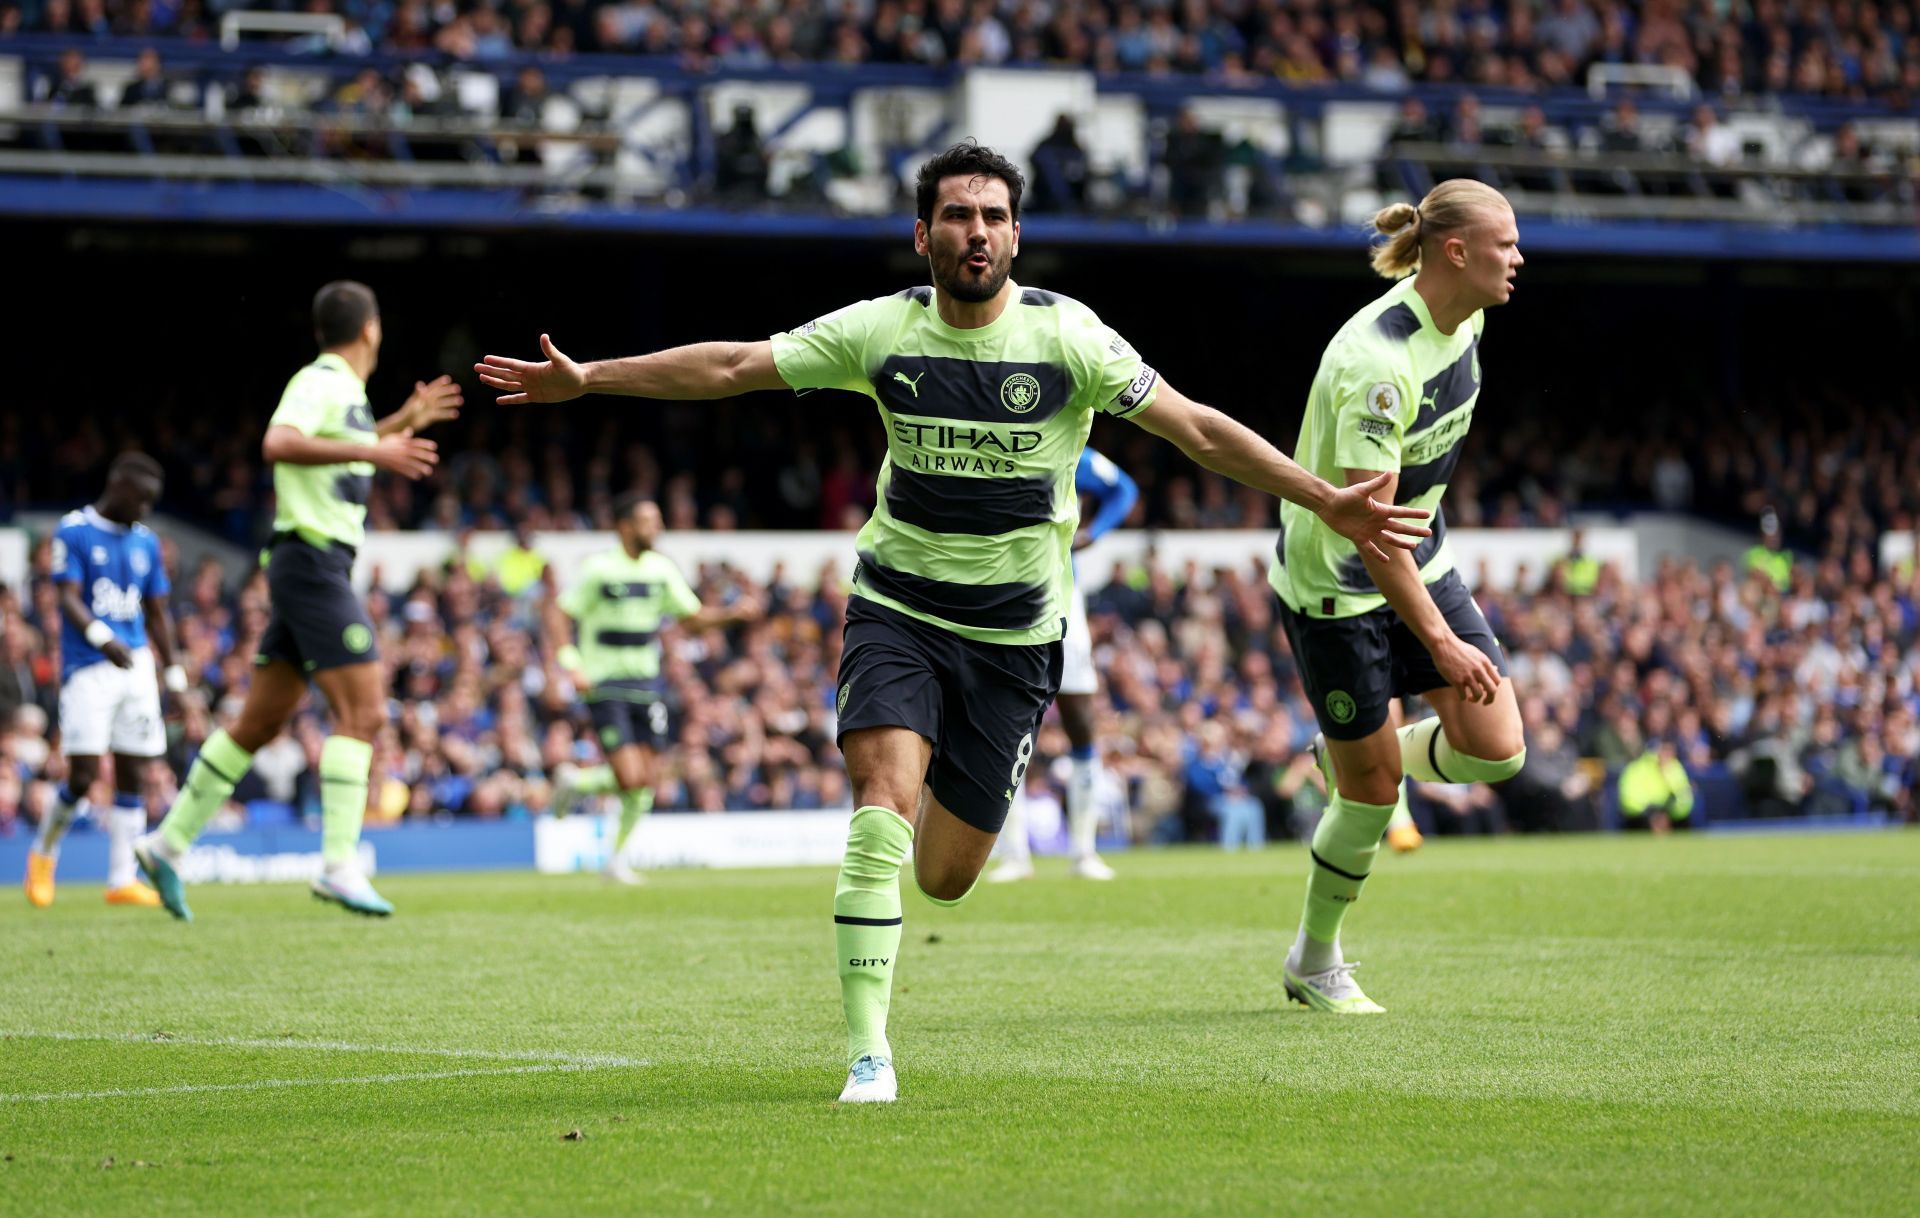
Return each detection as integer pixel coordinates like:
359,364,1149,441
1408,340,1479,434
1375,303,1421,343
1020,289,1063,306
595,629,659,648
1396,433,1468,503
600,582,656,600
587,680,666,703
856,553,1048,632
1335,512,1449,593
885,463,1054,536
896,286,933,305
333,473,372,506
876,355,1072,426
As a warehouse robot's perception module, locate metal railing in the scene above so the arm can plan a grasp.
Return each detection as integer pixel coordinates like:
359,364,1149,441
1384,141,1915,227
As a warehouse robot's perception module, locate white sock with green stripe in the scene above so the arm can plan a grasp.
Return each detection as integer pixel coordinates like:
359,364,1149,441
835,806,913,1066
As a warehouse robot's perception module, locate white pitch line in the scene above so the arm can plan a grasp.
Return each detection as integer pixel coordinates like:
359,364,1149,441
0,1029,645,1070
1,1062,602,1104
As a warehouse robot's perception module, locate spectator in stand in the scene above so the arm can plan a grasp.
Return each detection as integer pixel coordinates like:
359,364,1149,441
1164,107,1223,218
34,48,98,109
712,103,769,202
1028,113,1090,213
1617,738,1695,832
118,47,170,108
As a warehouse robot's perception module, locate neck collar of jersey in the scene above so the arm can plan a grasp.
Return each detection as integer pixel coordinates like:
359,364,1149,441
1395,276,1444,336
314,351,367,384
83,504,129,534
921,280,1021,342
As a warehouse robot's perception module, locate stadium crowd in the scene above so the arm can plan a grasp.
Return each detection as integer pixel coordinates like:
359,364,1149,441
2,502,1916,844
13,0,1920,103
5,395,1915,573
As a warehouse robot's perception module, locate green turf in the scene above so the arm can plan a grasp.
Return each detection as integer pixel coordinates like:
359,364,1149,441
3,833,1917,1217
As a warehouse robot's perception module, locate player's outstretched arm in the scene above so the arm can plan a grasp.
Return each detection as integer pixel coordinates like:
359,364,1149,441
377,374,464,437
1129,381,1430,562
476,336,788,405
263,425,438,481
1346,467,1501,705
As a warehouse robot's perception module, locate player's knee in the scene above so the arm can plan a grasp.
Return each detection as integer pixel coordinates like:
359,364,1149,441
1333,757,1401,806
65,756,102,790
913,863,976,906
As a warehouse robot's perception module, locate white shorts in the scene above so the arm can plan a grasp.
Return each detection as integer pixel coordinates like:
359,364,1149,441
60,648,165,758
1058,580,1098,697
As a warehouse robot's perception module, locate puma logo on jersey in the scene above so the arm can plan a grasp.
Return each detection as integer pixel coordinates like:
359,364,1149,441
1419,389,1439,412
892,371,925,398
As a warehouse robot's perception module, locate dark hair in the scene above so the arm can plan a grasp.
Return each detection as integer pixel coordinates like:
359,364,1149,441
914,141,1024,225
612,491,655,523
313,280,379,348
109,451,165,483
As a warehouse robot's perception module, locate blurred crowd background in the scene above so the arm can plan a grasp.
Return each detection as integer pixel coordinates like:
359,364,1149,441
15,0,1920,101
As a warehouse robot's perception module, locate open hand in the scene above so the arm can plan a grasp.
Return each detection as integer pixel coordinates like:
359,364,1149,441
1432,635,1502,705
401,374,463,431
1318,473,1431,563
369,429,438,480
475,334,587,405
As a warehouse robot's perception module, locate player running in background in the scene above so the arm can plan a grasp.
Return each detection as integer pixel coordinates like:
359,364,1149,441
134,281,457,922
1271,180,1528,1015
24,453,183,909
550,494,763,884
478,142,1430,1103
990,445,1138,882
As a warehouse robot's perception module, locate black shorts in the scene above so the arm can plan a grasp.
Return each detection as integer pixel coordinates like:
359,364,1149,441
1277,569,1508,741
255,535,378,675
589,695,671,754
835,596,1062,834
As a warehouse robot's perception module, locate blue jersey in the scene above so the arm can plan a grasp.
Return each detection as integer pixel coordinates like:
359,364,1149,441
1075,448,1139,550
52,506,168,675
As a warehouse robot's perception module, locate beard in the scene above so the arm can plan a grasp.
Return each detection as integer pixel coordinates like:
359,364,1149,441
931,243,1011,303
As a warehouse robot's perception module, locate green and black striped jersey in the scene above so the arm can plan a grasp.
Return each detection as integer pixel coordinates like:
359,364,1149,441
770,284,1159,646
559,547,701,700
269,353,376,550
1270,276,1484,619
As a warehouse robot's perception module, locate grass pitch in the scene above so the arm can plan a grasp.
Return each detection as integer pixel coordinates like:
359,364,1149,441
3,833,1917,1217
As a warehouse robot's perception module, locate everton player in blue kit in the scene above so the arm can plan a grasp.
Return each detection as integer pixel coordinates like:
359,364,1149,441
25,454,184,909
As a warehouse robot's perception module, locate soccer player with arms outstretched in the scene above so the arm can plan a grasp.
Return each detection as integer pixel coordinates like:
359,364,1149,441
25,454,181,909
989,444,1138,882
479,142,1429,1103
135,281,457,921
550,494,763,884
1271,180,1529,1014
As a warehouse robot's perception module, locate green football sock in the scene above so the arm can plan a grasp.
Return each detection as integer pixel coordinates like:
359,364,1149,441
613,787,654,852
835,805,913,1066
1386,784,1414,831
319,736,374,868
570,765,621,796
1399,717,1527,784
1295,792,1397,972
159,730,255,855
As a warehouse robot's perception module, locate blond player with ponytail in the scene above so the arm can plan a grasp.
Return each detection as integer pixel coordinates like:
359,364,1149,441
1269,179,1529,1013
